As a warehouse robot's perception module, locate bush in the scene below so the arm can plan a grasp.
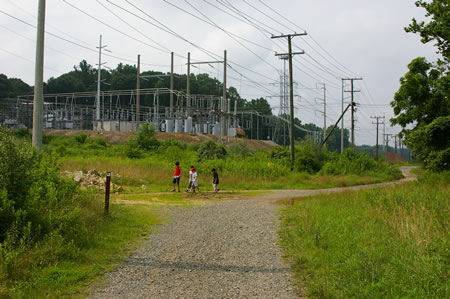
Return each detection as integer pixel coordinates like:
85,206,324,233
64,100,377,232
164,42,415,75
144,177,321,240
136,123,160,150
11,128,31,140
227,143,252,158
320,149,397,176
74,134,88,144
197,141,227,161
295,142,331,174
0,129,78,245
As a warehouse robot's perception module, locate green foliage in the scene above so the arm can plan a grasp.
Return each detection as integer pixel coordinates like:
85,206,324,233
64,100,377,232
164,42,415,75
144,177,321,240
197,140,227,161
405,0,449,64
406,116,450,171
391,57,448,129
0,74,31,98
74,133,88,144
320,149,403,179
0,129,78,244
280,174,449,298
136,123,160,150
295,142,331,174
393,1,450,171
269,146,290,161
11,128,31,140
227,143,252,158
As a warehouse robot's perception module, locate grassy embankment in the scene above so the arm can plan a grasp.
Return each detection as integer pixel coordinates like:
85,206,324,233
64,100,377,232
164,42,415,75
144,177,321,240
280,172,449,298
43,132,403,192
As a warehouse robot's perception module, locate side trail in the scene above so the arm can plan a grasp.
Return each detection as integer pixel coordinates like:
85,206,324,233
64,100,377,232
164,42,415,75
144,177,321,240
92,167,415,298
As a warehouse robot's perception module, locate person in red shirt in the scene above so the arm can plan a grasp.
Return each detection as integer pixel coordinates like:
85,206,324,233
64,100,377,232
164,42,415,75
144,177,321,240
171,161,181,192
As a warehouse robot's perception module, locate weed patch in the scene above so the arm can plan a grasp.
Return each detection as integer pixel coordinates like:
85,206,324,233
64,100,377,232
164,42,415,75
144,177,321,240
280,172,449,298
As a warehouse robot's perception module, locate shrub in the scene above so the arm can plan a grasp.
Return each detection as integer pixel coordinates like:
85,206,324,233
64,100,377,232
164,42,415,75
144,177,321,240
74,134,88,144
197,141,227,161
136,123,160,150
11,128,31,140
0,129,78,244
227,143,252,158
295,142,331,174
161,138,187,150
320,149,391,176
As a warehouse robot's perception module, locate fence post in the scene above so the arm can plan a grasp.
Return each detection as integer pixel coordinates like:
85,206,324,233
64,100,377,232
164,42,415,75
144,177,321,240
105,172,111,215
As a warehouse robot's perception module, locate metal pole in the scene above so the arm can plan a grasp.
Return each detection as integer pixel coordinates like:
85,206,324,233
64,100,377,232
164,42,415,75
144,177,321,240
287,36,295,171
136,54,140,122
341,79,344,153
350,79,354,150
170,51,174,117
222,50,227,142
257,114,259,140
32,0,45,151
96,35,102,122
187,52,190,114
323,83,326,143
104,172,111,215
376,120,379,161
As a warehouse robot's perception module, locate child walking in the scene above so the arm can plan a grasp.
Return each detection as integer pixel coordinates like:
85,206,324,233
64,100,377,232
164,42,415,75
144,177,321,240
191,167,200,192
185,165,194,192
211,168,219,193
171,161,181,192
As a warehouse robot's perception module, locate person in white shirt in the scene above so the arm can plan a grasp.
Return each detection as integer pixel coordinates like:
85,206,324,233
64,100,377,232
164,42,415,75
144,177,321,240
191,168,200,193
185,166,194,192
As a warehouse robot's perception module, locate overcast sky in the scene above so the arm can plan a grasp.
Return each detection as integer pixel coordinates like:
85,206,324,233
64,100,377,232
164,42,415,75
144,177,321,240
0,0,439,145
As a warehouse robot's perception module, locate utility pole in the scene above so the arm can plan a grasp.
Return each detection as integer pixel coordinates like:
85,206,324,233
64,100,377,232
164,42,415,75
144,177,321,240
371,116,384,161
272,32,307,171
32,0,45,151
385,133,393,152
170,52,174,118
394,135,398,153
187,52,190,115
342,77,362,151
341,79,344,153
136,54,140,122
317,83,326,143
383,114,386,152
223,50,228,143
96,35,109,124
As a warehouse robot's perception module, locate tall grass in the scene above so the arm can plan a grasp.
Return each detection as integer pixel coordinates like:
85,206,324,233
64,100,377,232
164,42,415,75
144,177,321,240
50,134,402,191
280,172,449,298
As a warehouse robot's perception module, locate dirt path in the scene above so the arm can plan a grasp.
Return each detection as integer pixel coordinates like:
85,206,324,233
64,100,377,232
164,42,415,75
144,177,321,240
92,167,416,298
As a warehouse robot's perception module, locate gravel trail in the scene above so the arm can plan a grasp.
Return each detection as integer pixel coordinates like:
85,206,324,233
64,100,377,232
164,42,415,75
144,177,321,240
92,199,297,298
92,167,415,298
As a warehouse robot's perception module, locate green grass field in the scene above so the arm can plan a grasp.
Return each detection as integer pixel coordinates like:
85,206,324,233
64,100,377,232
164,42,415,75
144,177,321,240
0,193,169,298
280,172,449,298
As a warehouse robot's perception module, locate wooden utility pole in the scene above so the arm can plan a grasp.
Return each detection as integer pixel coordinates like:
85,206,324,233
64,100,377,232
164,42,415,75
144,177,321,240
384,133,393,152
272,32,307,171
371,116,384,161
342,77,362,151
136,54,140,122
170,52,174,117
32,0,46,151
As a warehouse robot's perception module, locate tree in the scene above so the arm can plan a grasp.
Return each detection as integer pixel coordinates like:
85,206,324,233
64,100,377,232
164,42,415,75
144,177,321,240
391,0,449,171
405,0,449,65
391,57,448,130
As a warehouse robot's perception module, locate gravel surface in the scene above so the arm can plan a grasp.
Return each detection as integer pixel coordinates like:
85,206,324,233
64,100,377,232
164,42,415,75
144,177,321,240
92,199,298,298
92,167,415,298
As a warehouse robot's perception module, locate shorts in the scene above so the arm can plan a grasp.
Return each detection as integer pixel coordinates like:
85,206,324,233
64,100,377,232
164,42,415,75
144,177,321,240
172,176,180,184
192,181,198,187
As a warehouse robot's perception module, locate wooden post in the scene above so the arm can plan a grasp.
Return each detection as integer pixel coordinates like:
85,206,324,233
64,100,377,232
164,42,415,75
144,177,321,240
105,172,111,214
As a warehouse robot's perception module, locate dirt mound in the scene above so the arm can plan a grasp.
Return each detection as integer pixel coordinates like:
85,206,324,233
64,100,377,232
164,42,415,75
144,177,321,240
385,152,407,163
